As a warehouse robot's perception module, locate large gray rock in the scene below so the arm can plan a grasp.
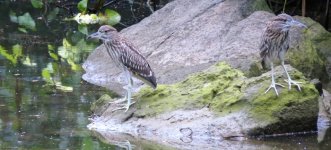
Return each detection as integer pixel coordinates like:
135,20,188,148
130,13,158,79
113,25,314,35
88,64,319,150
82,0,327,149
82,0,272,92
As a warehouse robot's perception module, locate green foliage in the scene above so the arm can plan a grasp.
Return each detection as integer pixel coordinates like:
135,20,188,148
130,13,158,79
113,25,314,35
9,10,18,23
9,11,36,31
57,38,95,71
41,63,74,92
47,8,60,21
22,56,37,66
30,0,43,9
18,12,36,31
42,67,52,83
0,44,23,65
48,44,59,61
78,24,88,35
18,27,28,33
72,9,120,26
102,9,121,25
78,0,88,13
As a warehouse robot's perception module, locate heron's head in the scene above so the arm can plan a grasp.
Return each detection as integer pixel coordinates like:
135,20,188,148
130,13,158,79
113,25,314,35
270,13,307,32
87,25,117,41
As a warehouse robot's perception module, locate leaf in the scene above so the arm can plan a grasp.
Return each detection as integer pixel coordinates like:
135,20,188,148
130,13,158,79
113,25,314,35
18,12,36,30
9,10,18,23
78,24,88,35
56,85,73,92
18,27,28,33
12,44,23,58
47,8,59,21
77,0,88,13
48,44,58,60
47,44,55,51
76,39,96,52
42,68,52,83
30,0,43,8
49,52,59,61
73,13,99,24
67,59,82,71
22,56,37,67
100,9,121,25
0,45,16,64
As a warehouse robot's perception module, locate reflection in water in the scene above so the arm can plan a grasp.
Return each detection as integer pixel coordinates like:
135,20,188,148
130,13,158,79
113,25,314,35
318,125,331,149
317,91,331,149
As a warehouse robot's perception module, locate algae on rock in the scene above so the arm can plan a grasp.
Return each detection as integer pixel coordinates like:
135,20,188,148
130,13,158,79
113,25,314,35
134,62,319,130
91,61,319,143
134,62,246,117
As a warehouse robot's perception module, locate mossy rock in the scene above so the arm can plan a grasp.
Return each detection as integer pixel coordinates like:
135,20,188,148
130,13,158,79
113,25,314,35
134,62,246,117
93,62,319,135
133,62,319,134
287,17,331,82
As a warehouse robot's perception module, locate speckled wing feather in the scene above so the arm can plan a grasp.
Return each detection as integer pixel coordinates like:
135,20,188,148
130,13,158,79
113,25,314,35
259,21,289,69
108,38,157,89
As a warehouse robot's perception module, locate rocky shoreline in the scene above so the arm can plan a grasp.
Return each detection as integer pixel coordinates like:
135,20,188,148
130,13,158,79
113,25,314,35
82,0,331,149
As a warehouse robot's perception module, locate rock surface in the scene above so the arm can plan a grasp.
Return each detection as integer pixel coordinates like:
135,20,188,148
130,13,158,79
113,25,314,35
82,0,272,91
83,1,330,92
82,0,330,149
88,63,319,149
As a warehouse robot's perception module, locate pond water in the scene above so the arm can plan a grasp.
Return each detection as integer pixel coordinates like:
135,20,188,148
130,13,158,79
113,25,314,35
0,0,330,150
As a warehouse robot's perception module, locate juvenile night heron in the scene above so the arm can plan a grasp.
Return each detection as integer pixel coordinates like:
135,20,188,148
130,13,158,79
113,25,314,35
260,13,307,96
87,25,157,111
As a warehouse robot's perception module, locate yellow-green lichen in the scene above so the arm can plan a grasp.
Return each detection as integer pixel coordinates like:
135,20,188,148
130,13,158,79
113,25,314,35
250,81,318,123
134,62,319,120
134,62,246,117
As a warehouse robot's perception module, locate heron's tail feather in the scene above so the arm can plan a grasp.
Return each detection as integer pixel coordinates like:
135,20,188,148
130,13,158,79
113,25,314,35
133,73,157,89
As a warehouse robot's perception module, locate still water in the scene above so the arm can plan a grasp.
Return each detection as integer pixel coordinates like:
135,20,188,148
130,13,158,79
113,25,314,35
0,0,157,149
0,0,330,150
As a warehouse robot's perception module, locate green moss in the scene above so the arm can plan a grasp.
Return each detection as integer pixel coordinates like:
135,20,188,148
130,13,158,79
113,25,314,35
287,30,328,81
134,62,319,119
134,62,246,117
250,81,318,123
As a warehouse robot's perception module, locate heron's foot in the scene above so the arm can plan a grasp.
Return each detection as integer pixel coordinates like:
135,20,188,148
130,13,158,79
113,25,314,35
284,79,302,91
111,101,136,112
265,82,285,96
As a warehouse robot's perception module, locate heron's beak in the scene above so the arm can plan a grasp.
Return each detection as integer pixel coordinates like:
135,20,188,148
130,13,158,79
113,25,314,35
289,19,307,28
87,32,101,40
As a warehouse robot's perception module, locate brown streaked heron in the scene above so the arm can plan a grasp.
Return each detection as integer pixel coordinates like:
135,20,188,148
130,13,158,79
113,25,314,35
260,13,307,96
87,25,157,111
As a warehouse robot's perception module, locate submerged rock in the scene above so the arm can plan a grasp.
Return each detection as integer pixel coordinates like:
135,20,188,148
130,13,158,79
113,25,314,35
88,62,319,149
